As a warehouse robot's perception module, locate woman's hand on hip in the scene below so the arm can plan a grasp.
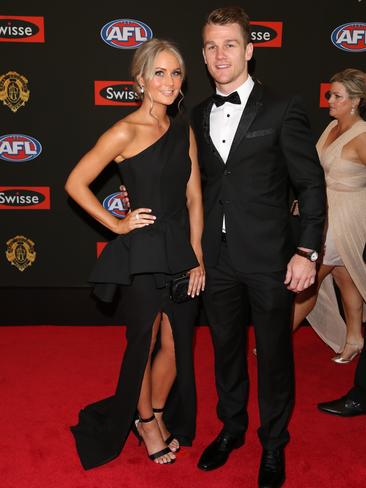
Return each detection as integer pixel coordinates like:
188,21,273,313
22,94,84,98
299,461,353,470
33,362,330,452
115,208,156,234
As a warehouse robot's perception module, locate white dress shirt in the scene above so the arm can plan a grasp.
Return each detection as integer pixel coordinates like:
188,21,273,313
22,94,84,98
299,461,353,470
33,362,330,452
210,75,255,232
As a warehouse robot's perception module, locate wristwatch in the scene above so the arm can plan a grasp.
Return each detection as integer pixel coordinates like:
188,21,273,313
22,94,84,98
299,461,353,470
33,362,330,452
295,248,319,262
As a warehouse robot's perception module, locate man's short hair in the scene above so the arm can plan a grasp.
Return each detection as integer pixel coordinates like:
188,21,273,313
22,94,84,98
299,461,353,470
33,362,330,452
204,6,251,45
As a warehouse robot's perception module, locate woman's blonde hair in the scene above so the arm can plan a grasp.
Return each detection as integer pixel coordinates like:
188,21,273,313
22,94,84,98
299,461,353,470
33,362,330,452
131,38,185,97
331,68,366,119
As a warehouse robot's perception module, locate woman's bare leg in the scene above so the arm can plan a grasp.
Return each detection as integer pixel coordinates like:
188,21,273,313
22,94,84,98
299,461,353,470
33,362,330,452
151,313,179,451
331,266,364,360
137,313,176,464
292,264,334,331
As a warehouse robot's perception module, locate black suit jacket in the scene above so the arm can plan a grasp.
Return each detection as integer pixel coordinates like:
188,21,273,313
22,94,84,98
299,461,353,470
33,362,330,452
191,82,326,273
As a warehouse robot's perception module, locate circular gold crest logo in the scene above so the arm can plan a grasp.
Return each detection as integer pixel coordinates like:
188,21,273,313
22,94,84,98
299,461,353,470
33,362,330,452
6,235,36,271
0,71,30,113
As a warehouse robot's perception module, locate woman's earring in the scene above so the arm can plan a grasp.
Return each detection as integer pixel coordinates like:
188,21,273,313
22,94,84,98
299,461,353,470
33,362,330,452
351,105,356,115
177,89,184,111
140,85,144,94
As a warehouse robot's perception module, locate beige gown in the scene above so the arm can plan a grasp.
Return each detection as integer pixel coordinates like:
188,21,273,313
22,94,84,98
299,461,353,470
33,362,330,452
307,119,366,352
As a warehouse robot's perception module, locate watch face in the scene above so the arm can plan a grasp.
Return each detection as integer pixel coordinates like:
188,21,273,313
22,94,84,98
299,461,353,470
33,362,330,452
310,251,318,261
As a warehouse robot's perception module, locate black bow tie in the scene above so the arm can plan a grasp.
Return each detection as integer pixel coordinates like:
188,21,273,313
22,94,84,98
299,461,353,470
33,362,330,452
212,91,241,107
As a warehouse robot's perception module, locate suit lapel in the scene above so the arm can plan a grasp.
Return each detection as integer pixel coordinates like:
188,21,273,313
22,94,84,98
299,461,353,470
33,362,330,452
202,98,226,166
227,82,263,162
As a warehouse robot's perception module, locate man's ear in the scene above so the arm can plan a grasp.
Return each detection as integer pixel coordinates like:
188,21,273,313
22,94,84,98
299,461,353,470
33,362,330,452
202,47,207,64
245,42,254,62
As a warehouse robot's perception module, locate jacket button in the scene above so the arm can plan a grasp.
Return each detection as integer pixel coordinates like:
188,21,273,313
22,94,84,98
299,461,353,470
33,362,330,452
224,170,232,176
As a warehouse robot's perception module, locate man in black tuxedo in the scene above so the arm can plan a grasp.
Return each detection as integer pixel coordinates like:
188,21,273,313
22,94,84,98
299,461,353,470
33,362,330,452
191,7,326,487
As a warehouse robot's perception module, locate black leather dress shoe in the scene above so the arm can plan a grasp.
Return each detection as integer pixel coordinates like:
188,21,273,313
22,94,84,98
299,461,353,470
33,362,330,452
197,430,244,471
258,448,285,488
318,395,366,417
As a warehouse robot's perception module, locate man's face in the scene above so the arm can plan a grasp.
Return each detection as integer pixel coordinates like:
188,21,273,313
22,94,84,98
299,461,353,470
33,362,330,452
202,22,253,93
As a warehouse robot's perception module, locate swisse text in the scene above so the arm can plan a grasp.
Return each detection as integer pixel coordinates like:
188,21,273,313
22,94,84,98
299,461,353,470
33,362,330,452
103,86,137,101
251,31,271,42
0,24,33,37
0,191,44,206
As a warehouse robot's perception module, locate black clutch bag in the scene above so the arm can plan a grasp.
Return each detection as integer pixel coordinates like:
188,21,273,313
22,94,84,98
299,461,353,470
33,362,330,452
170,274,191,303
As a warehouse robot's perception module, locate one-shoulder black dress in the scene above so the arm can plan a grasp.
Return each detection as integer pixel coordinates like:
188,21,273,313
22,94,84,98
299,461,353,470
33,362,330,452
70,118,199,470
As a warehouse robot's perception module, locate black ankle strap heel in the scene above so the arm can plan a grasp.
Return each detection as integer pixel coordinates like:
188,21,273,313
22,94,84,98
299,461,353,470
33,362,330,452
152,407,180,452
134,414,175,463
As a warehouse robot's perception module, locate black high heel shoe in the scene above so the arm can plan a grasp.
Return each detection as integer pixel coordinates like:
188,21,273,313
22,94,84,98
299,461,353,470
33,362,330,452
153,407,180,453
134,414,175,464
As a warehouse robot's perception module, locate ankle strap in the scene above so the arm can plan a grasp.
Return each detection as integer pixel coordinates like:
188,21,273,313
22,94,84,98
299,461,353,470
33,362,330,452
152,407,164,413
139,414,155,423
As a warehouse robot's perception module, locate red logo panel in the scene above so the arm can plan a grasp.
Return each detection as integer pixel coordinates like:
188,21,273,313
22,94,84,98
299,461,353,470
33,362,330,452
320,83,331,108
0,16,45,43
250,21,283,47
96,242,107,257
0,186,50,209
95,81,140,106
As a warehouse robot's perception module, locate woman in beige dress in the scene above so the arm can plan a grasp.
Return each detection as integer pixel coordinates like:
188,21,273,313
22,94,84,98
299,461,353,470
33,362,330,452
293,68,366,362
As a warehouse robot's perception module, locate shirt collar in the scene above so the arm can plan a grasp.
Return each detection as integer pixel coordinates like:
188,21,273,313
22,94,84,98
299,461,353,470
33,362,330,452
215,75,254,106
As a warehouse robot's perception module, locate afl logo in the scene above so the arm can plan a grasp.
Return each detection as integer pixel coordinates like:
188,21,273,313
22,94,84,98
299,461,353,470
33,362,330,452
0,134,42,162
331,23,366,52
100,19,153,49
103,192,129,218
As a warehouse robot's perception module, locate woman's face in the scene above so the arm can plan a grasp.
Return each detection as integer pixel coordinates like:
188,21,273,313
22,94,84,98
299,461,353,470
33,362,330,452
327,81,357,120
141,51,183,106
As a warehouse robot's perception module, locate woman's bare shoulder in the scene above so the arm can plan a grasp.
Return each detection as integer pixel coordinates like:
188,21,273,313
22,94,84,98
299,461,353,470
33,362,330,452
109,115,139,142
109,113,148,162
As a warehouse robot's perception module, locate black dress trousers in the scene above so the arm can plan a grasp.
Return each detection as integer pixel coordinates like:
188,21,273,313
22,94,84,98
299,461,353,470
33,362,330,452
203,240,295,449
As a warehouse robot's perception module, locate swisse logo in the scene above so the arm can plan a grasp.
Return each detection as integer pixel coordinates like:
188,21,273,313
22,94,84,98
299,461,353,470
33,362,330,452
0,187,51,209
320,83,331,108
331,22,366,52
0,16,45,43
250,21,283,47
103,192,128,218
100,19,153,49
95,81,140,106
0,134,42,162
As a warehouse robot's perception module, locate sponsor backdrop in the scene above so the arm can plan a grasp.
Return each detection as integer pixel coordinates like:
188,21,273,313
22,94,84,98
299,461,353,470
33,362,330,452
0,0,365,323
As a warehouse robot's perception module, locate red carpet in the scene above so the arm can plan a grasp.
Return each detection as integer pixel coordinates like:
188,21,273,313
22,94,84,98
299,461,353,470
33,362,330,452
1,325,365,488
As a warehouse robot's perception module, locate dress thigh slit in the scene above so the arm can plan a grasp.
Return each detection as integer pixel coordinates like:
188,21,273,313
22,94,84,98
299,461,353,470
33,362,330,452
70,274,197,470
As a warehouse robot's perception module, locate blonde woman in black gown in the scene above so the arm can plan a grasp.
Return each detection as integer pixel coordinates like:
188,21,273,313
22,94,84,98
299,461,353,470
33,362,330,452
65,39,204,469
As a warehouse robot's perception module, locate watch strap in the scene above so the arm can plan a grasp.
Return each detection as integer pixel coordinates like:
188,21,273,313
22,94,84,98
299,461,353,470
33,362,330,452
295,248,318,261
